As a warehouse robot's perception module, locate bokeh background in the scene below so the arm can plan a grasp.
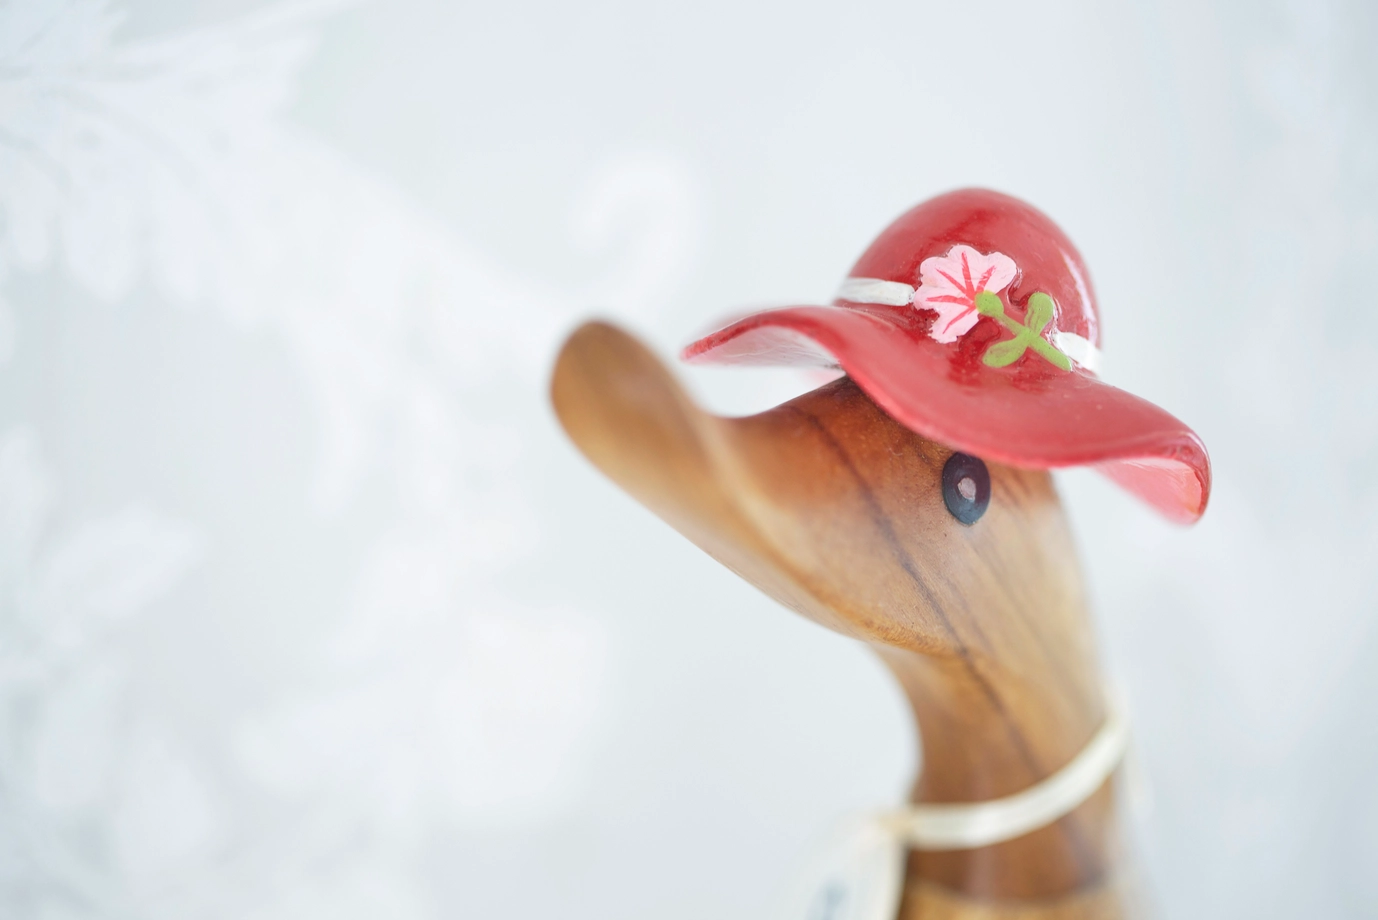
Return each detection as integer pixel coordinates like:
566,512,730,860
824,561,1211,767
1,0,1375,917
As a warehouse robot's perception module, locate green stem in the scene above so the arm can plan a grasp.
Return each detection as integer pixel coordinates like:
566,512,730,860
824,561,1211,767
1028,335,1072,371
992,313,1025,338
974,291,1072,372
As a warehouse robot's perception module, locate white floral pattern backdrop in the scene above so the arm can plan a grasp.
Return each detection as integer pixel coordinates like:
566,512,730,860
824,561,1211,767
0,0,1374,918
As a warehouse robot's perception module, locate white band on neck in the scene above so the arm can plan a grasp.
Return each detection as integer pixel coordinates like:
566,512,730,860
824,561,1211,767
885,697,1129,850
782,699,1129,920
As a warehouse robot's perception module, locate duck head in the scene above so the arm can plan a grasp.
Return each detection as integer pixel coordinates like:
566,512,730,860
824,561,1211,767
551,320,1088,667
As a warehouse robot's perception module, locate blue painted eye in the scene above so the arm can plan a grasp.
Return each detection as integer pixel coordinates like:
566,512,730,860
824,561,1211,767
942,453,990,525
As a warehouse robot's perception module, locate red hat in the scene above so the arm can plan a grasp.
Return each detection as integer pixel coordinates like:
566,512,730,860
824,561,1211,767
682,188,1211,523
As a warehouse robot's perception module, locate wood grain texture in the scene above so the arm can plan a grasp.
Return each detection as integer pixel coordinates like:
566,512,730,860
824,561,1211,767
551,321,1131,915
901,875,1142,920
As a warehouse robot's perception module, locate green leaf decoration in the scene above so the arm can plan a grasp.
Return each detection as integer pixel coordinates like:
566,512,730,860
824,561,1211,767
983,339,1028,368
974,291,1005,317
1035,340,1073,372
1025,292,1055,334
976,289,1073,373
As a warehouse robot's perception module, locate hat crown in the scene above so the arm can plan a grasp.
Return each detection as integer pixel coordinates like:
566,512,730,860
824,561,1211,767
844,189,1100,349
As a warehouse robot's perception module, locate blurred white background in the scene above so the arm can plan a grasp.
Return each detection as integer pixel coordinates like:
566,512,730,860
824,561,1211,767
0,0,1375,917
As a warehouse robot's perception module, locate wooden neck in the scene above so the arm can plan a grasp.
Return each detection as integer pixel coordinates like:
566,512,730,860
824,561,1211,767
872,597,1122,906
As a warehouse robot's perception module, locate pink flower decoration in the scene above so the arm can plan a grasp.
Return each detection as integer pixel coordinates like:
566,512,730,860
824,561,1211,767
912,245,1018,343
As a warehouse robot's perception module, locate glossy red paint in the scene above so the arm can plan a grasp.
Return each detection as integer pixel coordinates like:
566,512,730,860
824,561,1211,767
682,188,1211,524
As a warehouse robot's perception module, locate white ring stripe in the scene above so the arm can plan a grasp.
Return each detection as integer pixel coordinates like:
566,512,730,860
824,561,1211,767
835,277,915,306
1052,331,1102,374
835,276,1104,373
882,698,1129,850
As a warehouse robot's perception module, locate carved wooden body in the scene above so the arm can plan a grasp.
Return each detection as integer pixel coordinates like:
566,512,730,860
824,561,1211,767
552,322,1135,917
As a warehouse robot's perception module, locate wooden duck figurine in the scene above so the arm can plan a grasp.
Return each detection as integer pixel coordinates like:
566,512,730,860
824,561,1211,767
551,190,1211,918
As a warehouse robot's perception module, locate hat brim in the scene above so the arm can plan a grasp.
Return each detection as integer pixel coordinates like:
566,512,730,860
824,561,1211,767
682,304,1210,524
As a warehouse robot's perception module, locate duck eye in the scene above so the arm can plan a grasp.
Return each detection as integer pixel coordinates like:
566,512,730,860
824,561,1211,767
942,452,990,525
